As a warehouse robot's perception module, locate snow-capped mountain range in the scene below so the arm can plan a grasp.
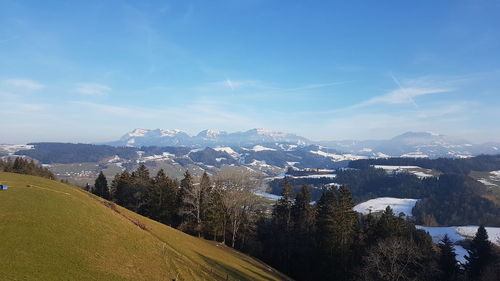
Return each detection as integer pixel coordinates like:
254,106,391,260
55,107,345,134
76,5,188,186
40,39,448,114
106,129,499,159
108,128,308,148
319,131,500,158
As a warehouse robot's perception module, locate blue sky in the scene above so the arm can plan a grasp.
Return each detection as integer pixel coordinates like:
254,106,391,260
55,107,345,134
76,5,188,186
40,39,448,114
1,0,499,143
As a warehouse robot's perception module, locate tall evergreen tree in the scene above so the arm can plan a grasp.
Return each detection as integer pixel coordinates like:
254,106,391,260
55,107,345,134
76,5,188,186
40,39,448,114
375,206,406,241
466,225,493,280
92,171,110,200
132,164,150,184
142,169,178,225
271,179,294,273
438,234,459,281
199,172,212,235
205,185,227,241
177,171,197,232
290,185,316,280
110,170,134,209
316,185,357,280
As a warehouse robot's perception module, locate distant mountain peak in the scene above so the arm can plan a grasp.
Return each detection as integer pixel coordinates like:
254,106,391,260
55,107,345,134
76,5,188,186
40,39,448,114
111,128,310,148
196,129,227,138
392,131,445,140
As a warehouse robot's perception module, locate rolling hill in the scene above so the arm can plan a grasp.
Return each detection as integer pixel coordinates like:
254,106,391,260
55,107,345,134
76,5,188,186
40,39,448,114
0,172,289,281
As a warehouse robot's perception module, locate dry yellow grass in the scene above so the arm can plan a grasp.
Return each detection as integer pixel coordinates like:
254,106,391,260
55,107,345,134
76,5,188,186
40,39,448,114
0,172,290,281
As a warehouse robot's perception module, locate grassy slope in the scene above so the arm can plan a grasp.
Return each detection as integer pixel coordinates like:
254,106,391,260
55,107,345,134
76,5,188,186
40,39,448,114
469,171,500,206
0,172,289,281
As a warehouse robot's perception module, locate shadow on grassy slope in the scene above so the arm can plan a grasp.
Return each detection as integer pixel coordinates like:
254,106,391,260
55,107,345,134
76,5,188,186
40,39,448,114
197,253,280,281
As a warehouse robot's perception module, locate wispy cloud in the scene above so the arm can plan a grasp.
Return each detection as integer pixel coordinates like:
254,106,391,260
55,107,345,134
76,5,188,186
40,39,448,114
72,100,257,129
75,83,111,95
3,79,45,91
357,87,452,107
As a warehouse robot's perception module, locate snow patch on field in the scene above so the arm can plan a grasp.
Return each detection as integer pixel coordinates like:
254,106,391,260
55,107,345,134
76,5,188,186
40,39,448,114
248,159,271,167
140,152,174,162
373,165,436,178
453,245,468,264
400,152,429,158
292,174,337,179
310,150,367,161
354,197,419,216
0,144,34,154
417,226,500,264
478,179,496,186
254,190,282,201
456,226,500,244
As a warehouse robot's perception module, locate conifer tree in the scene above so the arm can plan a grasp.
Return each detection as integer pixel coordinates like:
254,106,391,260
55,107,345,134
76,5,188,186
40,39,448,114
375,206,406,240
315,185,358,280
92,171,110,199
290,185,315,279
132,164,150,185
205,185,227,241
438,234,459,281
466,225,493,280
178,171,198,232
143,169,178,225
199,172,212,235
271,179,294,273
110,170,133,208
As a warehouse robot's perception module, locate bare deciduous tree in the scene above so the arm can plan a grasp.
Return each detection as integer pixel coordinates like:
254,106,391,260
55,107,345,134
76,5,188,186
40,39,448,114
214,170,259,248
363,237,423,281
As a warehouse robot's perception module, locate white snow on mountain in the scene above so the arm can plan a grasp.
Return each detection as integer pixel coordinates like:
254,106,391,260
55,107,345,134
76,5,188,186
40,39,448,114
127,128,149,137
353,197,419,216
254,128,288,137
160,129,185,137
213,147,240,159
252,145,276,152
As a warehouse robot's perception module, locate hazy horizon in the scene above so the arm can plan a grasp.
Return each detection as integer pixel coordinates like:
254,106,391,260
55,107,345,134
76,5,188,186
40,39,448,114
1,1,500,144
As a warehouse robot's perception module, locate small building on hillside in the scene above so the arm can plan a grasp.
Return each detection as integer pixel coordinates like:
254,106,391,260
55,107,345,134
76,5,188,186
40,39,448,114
0,185,8,190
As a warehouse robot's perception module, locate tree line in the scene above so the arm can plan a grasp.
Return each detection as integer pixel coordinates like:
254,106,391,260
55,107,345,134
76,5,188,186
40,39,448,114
349,155,500,175
270,167,500,226
0,157,55,179
89,165,262,249
90,166,500,280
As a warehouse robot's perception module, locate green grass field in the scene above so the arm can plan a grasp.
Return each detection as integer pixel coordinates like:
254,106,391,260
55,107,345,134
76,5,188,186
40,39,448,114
0,172,289,281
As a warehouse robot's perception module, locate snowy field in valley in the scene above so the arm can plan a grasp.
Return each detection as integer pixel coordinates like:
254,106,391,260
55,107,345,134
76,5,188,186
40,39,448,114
254,190,282,201
473,170,500,187
291,174,337,179
0,144,34,155
372,165,438,178
309,150,367,162
353,197,419,216
417,226,500,264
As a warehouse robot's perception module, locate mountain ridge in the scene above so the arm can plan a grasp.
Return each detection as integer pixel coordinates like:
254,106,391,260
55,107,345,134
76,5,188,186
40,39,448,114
106,129,500,159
